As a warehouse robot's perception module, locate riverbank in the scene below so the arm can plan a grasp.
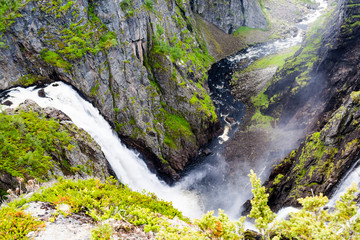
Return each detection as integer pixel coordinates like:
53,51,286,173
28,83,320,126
199,0,319,60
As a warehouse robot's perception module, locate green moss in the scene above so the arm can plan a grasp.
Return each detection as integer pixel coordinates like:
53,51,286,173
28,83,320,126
233,26,259,37
163,113,194,150
243,46,301,74
351,91,360,104
189,87,217,122
143,0,154,11
252,91,269,110
40,50,72,70
90,83,100,97
37,0,117,70
250,110,274,129
287,131,327,198
16,74,46,87
0,110,73,180
342,139,359,156
151,11,213,81
0,0,25,47
273,174,284,185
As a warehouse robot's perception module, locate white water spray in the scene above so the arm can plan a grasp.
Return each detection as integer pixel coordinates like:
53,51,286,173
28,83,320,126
2,82,203,219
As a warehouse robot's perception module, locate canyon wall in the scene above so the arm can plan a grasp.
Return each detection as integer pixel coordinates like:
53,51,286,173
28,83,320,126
0,0,264,181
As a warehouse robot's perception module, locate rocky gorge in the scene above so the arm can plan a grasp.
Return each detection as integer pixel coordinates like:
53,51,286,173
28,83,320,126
1,0,360,238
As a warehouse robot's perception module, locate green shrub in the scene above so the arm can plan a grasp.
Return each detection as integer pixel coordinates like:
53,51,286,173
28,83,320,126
0,0,25,47
144,0,154,11
91,223,113,240
0,206,44,239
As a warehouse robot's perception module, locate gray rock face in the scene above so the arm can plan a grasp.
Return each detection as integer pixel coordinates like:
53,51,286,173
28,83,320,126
191,0,267,33
0,0,221,180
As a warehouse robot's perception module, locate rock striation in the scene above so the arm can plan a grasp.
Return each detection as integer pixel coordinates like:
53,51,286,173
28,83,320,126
191,0,267,34
0,0,224,181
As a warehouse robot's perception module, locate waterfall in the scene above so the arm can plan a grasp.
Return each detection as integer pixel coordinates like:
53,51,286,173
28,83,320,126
1,82,203,219
327,158,360,207
0,0,331,221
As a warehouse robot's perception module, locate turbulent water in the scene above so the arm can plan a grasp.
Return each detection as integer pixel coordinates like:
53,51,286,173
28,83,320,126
1,0,349,222
0,82,202,218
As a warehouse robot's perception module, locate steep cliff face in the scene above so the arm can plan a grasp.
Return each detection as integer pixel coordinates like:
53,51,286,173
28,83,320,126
191,0,267,34
266,92,360,210
0,0,222,180
257,0,360,210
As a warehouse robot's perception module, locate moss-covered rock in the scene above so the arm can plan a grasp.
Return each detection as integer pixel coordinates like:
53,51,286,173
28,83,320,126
265,91,360,211
0,100,111,196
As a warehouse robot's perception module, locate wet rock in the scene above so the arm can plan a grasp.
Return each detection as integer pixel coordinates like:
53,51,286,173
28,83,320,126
43,107,71,121
38,89,46,98
225,117,235,124
2,100,13,106
18,99,42,112
201,148,212,156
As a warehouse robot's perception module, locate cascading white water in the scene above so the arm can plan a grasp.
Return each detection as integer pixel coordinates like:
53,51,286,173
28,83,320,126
327,158,360,207
1,82,203,219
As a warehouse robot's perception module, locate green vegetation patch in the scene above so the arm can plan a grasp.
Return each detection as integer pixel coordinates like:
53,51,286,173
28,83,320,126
250,109,274,129
30,178,188,231
233,26,266,42
189,83,218,122
0,110,73,180
16,74,46,87
243,46,301,74
161,109,195,150
37,0,118,70
0,205,44,239
0,0,25,47
3,173,360,239
152,15,213,82
294,132,326,180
